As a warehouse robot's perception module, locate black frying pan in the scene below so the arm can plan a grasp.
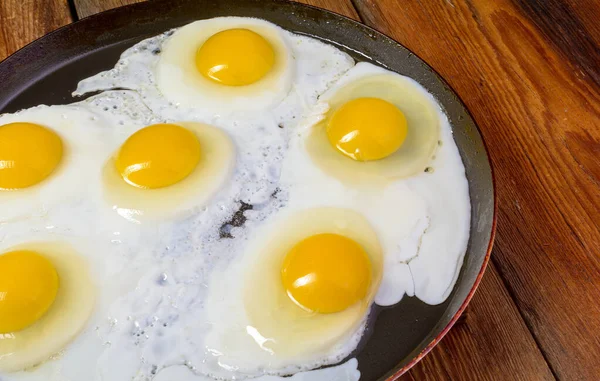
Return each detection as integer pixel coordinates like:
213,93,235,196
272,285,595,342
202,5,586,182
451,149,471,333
0,1,496,379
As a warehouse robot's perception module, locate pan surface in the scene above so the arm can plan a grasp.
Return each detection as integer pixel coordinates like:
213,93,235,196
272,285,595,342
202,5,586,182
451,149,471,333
0,0,496,379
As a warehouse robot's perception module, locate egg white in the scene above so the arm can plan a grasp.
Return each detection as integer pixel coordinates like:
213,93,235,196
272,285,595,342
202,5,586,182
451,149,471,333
151,359,360,381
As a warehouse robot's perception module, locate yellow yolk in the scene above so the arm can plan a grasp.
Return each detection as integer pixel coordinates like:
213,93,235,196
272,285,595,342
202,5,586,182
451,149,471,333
115,123,202,189
326,97,408,161
0,122,63,190
281,233,372,314
196,28,275,86
0,250,59,333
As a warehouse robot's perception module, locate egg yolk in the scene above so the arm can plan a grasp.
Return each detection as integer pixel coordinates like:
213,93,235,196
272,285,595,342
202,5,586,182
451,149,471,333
0,122,63,190
115,123,202,189
196,28,275,86
326,97,408,161
0,250,59,333
281,233,372,314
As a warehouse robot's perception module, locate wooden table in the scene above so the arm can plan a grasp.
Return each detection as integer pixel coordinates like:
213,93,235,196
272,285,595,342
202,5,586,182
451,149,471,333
1,0,598,380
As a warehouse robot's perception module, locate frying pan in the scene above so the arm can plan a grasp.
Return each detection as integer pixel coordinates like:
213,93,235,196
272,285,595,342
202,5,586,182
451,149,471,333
0,0,496,379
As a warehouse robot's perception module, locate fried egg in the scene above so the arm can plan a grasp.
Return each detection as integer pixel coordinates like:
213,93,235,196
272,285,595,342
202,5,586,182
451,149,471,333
102,121,235,223
0,242,95,372
0,105,110,222
305,62,441,185
155,17,293,112
203,208,382,376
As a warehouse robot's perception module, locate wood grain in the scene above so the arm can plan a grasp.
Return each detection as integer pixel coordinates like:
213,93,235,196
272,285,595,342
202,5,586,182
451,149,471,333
352,0,600,379
74,0,145,18
0,0,72,60
295,0,360,20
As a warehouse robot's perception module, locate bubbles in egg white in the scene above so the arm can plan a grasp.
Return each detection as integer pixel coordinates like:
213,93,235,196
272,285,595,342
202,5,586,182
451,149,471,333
73,22,355,215
73,20,355,211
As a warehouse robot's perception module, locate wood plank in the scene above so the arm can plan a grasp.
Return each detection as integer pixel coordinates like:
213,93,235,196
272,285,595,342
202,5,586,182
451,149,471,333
74,0,145,18
295,0,360,20
352,0,600,379
0,0,72,60
70,0,556,380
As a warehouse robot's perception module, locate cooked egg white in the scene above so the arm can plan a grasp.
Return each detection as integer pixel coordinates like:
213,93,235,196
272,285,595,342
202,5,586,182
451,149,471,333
151,359,360,381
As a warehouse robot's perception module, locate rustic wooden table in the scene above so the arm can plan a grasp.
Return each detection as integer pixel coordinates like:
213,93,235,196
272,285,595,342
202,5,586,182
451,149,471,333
1,0,598,380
